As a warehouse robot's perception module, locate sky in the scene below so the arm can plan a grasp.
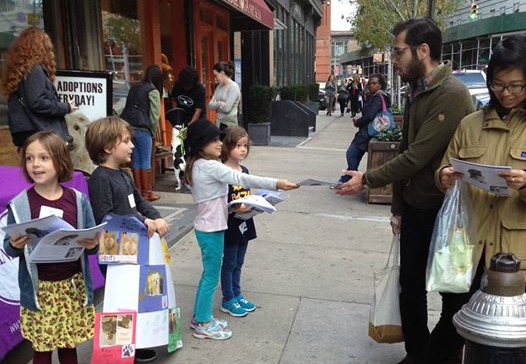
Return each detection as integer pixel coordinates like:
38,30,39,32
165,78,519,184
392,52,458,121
331,0,355,31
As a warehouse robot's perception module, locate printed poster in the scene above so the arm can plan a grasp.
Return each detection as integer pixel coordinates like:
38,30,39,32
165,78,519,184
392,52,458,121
98,215,149,265
91,311,136,364
168,307,183,353
138,265,168,313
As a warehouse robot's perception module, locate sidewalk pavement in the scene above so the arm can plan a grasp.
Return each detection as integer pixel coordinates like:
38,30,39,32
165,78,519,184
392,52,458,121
5,112,442,364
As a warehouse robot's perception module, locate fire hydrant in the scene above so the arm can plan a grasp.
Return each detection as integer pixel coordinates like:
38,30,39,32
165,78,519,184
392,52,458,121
453,253,526,363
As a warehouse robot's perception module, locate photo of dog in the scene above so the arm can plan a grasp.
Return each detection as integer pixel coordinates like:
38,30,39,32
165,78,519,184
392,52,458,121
119,232,138,256
100,315,117,346
99,230,118,256
146,271,162,296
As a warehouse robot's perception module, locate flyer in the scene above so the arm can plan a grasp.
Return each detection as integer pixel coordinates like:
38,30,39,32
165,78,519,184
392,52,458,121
451,158,511,196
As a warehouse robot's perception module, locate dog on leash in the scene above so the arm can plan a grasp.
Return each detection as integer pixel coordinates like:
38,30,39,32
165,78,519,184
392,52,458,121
171,124,186,190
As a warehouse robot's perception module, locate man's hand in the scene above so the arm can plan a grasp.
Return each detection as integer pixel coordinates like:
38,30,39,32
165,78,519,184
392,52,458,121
390,215,401,235
439,166,462,189
335,171,365,195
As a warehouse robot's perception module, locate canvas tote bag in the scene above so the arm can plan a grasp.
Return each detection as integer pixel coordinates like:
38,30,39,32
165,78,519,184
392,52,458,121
368,234,404,343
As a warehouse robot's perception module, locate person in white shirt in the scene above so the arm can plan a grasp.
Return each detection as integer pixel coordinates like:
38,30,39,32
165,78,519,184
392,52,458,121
208,61,240,130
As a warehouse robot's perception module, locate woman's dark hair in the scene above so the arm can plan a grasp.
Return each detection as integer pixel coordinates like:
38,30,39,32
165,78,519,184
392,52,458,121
143,64,163,95
369,73,387,90
392,18,442,62
213,61,235,78
486,34,526,110
177,66,199,90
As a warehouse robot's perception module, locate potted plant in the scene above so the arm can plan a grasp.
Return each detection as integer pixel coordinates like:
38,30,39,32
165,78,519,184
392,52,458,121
306,83,320,114
247,84,274,146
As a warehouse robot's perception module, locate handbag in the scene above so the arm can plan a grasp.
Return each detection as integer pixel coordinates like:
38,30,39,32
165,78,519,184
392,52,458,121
426,180,476,293
367,94,395,137
368,234,404,343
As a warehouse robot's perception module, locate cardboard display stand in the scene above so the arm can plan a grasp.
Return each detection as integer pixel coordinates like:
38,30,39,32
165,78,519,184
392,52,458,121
100,216,177,349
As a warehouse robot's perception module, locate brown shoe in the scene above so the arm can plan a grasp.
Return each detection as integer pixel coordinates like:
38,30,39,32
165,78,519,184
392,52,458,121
141,169,160,201
131,169,143,197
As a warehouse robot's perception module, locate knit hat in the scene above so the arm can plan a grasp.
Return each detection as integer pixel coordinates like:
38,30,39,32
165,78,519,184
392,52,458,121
185,118,224,156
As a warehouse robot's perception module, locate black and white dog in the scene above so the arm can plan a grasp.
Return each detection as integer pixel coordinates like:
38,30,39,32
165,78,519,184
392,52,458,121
166,108,187,190
171,125,186,190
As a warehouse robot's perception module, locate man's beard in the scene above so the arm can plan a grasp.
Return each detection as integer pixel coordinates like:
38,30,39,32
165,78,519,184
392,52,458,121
399,56,426,83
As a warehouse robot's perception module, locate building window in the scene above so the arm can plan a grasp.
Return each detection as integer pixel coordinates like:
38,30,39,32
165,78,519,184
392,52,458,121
0,0,44,127
101,1,143,101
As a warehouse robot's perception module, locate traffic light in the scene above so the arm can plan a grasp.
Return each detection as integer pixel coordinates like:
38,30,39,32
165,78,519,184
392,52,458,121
469,2,478,21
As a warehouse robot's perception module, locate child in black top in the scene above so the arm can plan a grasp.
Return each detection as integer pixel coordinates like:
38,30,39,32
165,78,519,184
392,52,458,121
219,126,258,317
85,116,168,362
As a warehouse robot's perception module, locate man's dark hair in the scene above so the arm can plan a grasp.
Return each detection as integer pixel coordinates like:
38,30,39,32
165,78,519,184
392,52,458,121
392,18,442,62
486,34,526,110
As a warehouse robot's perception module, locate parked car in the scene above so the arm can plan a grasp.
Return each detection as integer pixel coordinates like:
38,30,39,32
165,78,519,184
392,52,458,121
453,69,488,109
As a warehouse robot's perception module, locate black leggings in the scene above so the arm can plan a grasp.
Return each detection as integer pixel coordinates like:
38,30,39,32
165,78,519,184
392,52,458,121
33,348,78,364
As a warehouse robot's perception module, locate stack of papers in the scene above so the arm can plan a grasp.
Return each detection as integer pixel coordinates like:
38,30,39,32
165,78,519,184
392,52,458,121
2,215,106,263
227,190,288,220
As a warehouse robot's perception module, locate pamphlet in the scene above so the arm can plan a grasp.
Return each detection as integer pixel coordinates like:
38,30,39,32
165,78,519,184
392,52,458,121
450,158,511,196
231,189,288,220
1,215,107,263
296,178,333,186
228,194,276,214
29,224,107,263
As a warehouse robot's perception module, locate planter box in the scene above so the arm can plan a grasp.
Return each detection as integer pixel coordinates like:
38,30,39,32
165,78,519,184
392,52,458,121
0,127,18,166
365,139,400,204
248,122,271,146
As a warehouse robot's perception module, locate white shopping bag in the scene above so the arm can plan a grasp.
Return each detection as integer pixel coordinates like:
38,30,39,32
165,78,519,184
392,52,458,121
368,234,404,343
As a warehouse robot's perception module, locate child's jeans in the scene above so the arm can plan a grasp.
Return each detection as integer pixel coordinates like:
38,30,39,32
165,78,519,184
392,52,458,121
193,230,224,323
131,128,152,169
221,240,249,303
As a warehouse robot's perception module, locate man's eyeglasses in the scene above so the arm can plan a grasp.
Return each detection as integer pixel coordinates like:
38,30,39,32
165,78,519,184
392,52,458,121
391,46,411,59
490,82,526,95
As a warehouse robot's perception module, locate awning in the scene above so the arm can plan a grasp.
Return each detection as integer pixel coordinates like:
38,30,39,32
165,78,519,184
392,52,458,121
219,0,274,30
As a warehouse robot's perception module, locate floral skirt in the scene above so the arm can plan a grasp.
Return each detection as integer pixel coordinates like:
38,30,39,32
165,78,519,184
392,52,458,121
20,272,95,352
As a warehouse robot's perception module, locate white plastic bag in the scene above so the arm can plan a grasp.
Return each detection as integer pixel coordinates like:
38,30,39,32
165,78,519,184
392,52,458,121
368,234,404,343
426,181,476,293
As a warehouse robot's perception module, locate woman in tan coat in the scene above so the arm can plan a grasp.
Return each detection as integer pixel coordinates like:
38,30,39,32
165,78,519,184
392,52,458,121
438,34,526,280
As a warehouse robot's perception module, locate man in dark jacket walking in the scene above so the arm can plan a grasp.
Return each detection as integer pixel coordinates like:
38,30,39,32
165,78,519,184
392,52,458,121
335,18,475,364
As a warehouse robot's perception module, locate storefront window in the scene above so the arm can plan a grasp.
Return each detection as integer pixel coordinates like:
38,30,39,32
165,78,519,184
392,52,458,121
0,0,44,126
101,1,143,103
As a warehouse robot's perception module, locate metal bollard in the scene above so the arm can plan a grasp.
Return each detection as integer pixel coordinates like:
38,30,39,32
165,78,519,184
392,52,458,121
453,253,526,363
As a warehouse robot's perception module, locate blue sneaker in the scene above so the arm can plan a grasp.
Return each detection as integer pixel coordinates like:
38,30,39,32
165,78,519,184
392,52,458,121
236,295,256,312
221,298,247,317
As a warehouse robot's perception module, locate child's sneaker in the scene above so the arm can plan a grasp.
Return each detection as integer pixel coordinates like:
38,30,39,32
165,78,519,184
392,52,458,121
236,295,256,312
221,298,248,317
190,316,228,330
192,320,232,340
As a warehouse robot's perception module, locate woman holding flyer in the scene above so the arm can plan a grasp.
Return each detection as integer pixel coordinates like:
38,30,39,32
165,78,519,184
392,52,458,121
433,34,526,364
3,131,98,364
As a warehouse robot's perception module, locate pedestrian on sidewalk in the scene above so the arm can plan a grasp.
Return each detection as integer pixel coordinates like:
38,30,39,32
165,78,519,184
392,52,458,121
86,117,169,362
219,126,258,318
347,74,363,117
184,119,298,340
334,18,474,364
3,131,99,364
337,81,350,117
335,74,390,185
120,64,163,201
325,75,337,116
437,32,526,334
208,61,241,130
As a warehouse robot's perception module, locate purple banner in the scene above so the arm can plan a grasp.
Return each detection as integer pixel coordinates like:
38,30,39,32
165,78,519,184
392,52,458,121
0,166,104,360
